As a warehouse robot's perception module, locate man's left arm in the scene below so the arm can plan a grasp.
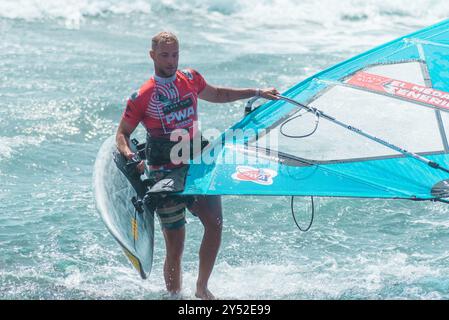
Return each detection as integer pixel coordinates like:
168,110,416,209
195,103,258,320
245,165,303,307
199,83,280,103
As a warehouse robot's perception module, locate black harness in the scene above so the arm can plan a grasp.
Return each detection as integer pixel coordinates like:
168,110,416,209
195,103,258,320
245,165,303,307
113,135,209,216
145,134,209,166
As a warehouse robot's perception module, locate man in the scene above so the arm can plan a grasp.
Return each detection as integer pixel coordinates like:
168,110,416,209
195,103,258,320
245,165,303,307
116,31,279,300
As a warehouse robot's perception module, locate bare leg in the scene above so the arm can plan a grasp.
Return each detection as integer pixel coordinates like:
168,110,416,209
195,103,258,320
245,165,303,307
162,226,185,295
189,195,223,300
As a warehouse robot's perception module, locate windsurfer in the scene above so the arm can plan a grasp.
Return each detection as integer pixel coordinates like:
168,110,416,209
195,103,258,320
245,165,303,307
115,31,279,299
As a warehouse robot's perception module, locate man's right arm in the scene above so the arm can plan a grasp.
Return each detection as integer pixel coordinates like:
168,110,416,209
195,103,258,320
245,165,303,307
116,119,138,160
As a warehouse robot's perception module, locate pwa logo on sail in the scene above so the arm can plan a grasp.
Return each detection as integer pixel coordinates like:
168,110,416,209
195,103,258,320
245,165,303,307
232,166,278,186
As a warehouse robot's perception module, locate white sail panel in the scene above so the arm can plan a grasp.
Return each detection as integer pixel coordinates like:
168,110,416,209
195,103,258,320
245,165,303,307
254,85,443,162
364,62,426,86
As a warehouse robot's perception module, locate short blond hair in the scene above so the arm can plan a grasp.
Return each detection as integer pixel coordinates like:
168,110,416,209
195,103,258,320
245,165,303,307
151,31,178,50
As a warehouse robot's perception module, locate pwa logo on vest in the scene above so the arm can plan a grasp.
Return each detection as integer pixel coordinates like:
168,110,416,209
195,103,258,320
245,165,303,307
166,106,195,124
163,97,195,125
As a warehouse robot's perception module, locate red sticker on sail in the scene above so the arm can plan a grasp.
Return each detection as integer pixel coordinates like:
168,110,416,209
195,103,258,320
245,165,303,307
347,71,449,110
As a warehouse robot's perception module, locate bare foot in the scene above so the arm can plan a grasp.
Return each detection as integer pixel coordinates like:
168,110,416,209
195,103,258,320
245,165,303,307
161,291,184,300
195,287,216,300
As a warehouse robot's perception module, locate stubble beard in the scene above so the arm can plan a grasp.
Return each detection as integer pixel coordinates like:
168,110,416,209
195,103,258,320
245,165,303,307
155,65,177,78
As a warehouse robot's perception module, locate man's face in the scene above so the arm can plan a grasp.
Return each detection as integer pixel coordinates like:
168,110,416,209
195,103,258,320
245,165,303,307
150,41,179,77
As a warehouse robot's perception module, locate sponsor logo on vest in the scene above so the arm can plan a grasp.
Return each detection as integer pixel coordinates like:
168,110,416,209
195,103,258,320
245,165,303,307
166,106,195,124
130,90,139,101
181,69,194,80
162,97,193,114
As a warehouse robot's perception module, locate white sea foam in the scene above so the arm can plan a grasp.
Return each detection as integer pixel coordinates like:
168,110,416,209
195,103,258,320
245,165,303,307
0,136,45,160
0,0,151,28
203,251,442,299
2,0,449,29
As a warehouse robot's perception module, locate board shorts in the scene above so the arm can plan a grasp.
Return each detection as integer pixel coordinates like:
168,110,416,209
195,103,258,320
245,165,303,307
147,166,196,230
144,134,209,230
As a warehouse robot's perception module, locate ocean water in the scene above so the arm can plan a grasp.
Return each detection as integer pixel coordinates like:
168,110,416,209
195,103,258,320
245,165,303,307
2,0,449,300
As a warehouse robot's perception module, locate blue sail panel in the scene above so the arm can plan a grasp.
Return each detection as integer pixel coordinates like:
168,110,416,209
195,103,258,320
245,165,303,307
183,19,449,201
184,147,449,199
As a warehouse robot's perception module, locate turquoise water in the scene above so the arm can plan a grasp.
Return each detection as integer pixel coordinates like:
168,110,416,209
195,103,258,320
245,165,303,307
2,0,449,300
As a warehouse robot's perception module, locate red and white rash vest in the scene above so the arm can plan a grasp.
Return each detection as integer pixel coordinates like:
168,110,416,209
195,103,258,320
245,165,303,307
122,68,207,139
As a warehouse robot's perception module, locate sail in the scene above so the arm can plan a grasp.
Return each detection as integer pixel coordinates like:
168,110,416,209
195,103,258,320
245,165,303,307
183,19,449,201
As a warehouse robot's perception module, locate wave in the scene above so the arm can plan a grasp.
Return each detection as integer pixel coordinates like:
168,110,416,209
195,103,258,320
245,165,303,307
0,0,152,28
2,0,449,28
